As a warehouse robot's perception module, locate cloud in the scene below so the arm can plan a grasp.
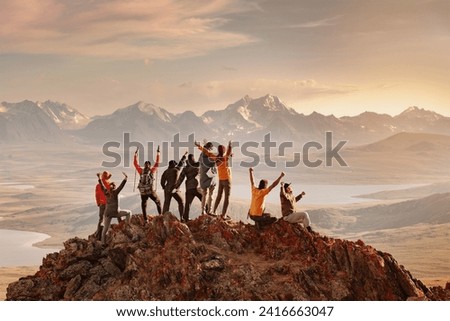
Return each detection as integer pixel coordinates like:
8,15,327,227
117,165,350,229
288,15,342,28
0,0,258,60
200,78,358,100
162,78,359,111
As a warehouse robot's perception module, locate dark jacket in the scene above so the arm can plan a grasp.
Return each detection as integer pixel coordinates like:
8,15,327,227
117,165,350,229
176,158,200,190
99,178,127,217
161,155,186,191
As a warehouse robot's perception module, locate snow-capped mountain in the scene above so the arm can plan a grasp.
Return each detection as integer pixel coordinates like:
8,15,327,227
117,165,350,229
38,100,90,130
2,95,450,146
201,94,298,138
396,106,443,122
0,100,65,143
393,106,447,133
76,101,178,143
173,111,210,139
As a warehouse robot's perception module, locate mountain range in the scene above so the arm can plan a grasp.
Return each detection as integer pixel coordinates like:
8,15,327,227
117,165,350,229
1,95,450,145
0,100,89,143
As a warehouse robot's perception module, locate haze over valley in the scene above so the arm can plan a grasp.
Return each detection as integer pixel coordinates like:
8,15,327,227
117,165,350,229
1,95,449,300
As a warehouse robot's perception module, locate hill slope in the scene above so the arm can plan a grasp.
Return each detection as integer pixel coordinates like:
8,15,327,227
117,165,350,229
6,213,448,301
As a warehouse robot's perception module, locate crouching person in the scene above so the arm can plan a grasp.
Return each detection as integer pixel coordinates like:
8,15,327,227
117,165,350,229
248,168,284,229
97,172,131,244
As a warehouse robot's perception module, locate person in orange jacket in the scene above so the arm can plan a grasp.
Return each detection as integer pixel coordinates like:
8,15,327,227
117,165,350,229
248,168,285,229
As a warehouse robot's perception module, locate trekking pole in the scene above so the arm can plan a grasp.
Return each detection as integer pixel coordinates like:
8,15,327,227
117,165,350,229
133,147,138,192
156,145,160,192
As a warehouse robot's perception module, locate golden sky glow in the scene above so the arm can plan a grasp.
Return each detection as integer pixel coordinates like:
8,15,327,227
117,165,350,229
1,0,449,117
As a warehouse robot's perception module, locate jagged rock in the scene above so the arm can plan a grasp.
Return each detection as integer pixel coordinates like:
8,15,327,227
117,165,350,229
6,212,450,301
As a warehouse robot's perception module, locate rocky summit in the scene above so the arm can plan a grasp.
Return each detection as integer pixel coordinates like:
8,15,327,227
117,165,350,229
6,213,449,301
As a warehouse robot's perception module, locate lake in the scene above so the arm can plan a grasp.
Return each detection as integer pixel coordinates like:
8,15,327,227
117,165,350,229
0,229,60,267
0,183,421,267
231,183,422,205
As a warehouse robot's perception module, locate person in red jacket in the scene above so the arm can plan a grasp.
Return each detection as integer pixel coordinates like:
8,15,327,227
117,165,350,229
95,171,121,240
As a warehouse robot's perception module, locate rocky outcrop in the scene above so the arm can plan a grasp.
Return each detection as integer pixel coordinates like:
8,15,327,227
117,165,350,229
6,213,449,300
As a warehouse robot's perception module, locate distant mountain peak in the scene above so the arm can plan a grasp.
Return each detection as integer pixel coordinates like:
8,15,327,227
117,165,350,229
0,100,66,143
118,101,173,122
398,106,442,120
37,100,90,130
251,94,288,112
405,106,421,112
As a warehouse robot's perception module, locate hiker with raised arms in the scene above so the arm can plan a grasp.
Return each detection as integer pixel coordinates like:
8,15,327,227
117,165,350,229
161,151,188,219
248,167,285,229
97,172,131,244
134,146,162,222
280,182,313,232
94,171,122,240
196,140,233,220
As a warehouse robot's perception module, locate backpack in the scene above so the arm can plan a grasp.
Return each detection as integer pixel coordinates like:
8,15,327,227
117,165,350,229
138,170,155,195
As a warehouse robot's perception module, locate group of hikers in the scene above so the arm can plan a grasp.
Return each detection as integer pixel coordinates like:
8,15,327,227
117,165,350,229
94,141,312,244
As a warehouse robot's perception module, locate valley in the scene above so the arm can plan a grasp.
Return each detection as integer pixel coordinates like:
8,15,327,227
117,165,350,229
1,95,449,300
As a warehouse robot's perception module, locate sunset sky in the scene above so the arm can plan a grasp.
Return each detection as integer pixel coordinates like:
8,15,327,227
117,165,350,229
1,0,449,117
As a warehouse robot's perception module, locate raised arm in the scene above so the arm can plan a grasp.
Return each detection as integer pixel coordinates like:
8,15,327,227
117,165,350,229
226,141,232,157
295,191,305,202
177,151,188,168
249,168,255,187
133,149,143,175
97,173,108,194
280,183,288,198
175,168,186,189
268,172,285,192
116,173,128,194
195,141,215,158
151,145,161,173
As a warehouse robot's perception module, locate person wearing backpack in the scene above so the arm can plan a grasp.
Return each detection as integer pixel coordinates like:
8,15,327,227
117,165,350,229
134,146,161,221
196,140,233,220
161,151,188,219
197,141,217,215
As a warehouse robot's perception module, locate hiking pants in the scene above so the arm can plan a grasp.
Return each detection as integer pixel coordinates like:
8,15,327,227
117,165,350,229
283,211,311,227
163,189,184,219
141,191,162,220
249,213,277,229
213,179,231,216
183,187,202,221
201,184,216,214
101,209,131,244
